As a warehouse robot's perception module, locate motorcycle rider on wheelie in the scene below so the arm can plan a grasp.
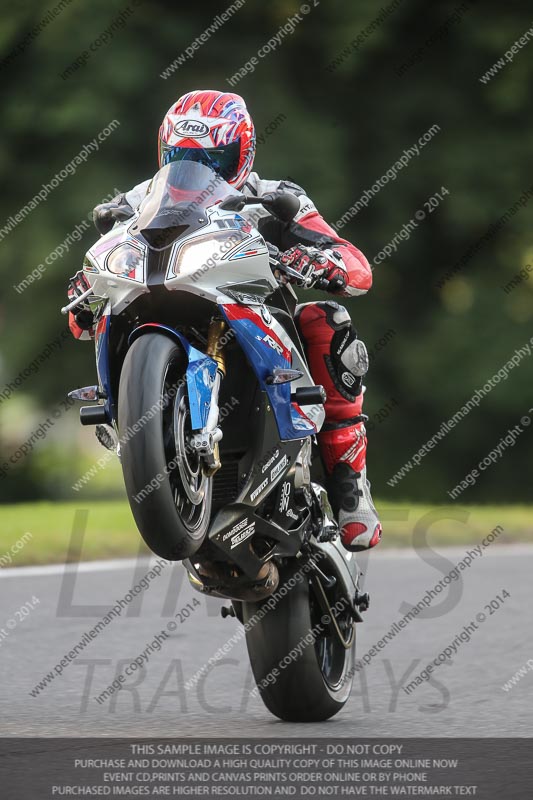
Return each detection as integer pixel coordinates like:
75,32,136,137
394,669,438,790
67,90,382,553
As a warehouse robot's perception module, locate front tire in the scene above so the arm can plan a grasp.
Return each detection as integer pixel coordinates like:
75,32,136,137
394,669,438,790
118,333,212,560
243,560,355,721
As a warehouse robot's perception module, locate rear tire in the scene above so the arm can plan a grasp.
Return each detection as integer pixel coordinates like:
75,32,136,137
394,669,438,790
119,334,212,561
243,561,355,721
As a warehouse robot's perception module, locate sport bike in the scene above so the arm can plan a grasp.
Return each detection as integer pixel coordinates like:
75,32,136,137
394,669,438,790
62,160,369,721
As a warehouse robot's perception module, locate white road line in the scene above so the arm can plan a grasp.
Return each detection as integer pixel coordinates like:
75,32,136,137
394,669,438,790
374,544,533,559
1,544,531,579
0,557,157,579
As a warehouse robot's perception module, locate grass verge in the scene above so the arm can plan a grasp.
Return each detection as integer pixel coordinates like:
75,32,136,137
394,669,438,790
0,501,146,566
0,499,531,567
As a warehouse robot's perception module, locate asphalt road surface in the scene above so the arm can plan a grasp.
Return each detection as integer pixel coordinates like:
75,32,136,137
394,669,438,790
1,543,532,737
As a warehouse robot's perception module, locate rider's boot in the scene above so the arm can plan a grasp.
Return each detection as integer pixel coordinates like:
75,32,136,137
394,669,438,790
319,422,382,551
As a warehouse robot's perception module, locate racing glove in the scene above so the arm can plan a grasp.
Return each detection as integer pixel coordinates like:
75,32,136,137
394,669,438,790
67,270,94,331
280,245,329,288
280,245,348,292
320,248,349,293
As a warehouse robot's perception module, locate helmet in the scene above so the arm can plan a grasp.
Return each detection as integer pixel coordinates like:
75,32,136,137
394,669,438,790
158,90,256,188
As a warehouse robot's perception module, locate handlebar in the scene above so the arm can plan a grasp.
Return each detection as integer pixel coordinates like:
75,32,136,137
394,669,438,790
314,276,334,291
61,286,94,315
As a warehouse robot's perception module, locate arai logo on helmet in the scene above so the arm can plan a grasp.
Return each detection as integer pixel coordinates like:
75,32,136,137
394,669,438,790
174,120,210,138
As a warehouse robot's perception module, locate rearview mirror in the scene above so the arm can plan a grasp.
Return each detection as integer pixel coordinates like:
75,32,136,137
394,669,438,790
219,190,300,222
219,194,246,211
259,191,301,222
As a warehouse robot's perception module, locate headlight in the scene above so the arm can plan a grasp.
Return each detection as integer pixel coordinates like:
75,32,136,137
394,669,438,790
172,231,245,276
106,244,145,279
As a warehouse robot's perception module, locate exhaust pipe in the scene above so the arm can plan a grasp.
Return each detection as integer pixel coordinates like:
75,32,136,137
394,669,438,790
187,561,279,602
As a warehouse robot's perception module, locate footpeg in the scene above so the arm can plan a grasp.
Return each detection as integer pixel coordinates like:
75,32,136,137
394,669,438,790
317,525,338,543
311,483,339,542
348,590,369,624
354,590,370,612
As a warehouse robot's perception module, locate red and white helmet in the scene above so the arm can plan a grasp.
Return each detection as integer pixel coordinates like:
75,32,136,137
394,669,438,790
158,90,256,188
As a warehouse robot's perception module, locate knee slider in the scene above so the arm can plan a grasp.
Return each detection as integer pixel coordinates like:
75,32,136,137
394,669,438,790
341,338,368,378
296,301,366,400
329,328,366,399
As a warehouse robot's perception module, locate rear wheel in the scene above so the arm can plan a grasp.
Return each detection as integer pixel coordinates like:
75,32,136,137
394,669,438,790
243,558,355,721
119,334,212,560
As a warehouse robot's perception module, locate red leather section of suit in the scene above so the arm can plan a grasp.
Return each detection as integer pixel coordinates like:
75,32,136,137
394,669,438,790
298,210,372,293
297,303,366,475
319,423,367,475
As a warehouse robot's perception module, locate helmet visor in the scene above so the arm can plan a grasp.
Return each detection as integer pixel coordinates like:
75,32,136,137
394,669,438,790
161,141,241,182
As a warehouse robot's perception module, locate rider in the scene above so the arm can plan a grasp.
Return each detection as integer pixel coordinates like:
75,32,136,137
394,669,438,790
67,90,382,552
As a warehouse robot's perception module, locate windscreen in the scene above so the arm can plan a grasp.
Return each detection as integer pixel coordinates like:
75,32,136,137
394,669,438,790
134,160,238,233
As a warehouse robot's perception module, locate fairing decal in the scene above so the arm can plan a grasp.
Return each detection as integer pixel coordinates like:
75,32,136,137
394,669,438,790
219,303,316,441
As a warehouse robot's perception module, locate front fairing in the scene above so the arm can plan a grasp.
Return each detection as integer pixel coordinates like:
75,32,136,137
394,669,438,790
82,160,272,310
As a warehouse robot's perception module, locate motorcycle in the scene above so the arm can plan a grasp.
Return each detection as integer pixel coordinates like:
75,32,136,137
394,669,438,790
62,160,369,721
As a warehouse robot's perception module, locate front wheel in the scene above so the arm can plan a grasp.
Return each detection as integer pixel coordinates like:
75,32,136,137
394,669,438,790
118,333,212,560
243,559,356,721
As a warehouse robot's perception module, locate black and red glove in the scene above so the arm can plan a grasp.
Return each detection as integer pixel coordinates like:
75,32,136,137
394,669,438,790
280,245,329,287
280,245,347,292
67,271,94,337
321,249,349,293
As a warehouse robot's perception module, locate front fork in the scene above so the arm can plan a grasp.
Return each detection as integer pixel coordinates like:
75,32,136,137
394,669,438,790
189,318,227,476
